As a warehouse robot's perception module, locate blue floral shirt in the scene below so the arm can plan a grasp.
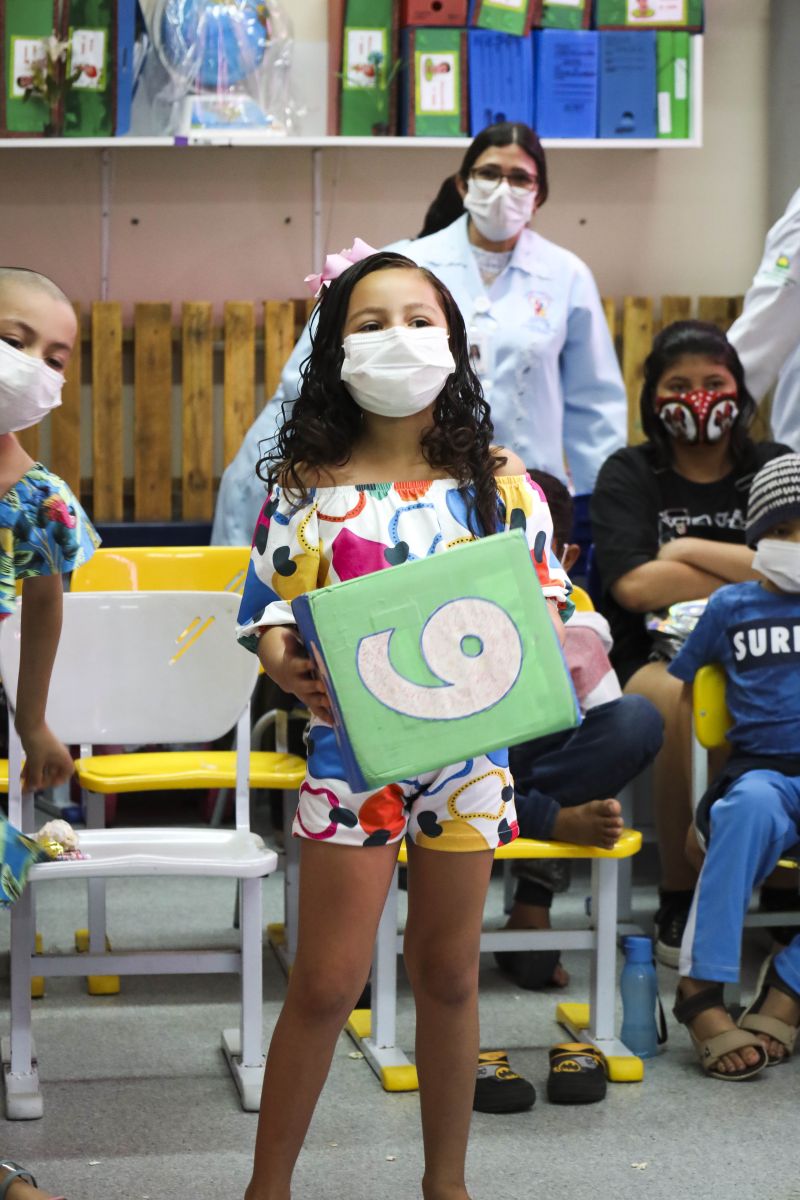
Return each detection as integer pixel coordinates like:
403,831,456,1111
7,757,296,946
0,463,99,615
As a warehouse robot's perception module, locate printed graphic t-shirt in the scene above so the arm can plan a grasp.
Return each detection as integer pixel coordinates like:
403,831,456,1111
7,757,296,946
590,441,790,685
669,580,800,756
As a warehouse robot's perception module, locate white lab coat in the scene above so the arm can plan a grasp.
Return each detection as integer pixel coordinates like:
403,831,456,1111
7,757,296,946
211,214,627,546
727,185,800,448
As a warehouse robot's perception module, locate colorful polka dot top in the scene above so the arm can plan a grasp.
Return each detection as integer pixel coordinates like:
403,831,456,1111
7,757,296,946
236,473,570,649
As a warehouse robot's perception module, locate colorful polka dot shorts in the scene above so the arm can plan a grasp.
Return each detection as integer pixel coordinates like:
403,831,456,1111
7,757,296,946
293,722,519,852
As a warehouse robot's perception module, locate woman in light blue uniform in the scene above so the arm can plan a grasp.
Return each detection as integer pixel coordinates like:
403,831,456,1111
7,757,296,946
212,122,627,546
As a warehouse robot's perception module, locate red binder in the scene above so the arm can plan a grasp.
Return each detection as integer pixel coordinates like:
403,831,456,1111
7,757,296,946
401,1,469,25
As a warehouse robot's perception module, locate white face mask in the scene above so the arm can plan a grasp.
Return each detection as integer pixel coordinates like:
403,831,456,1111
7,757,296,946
463,177,536,243
752,538,800,593
341,326,455,418
0,338,64,434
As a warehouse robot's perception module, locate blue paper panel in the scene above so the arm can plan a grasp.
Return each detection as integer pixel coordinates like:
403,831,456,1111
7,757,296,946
598,30,656,138
533,29,598,139
468,29,534,135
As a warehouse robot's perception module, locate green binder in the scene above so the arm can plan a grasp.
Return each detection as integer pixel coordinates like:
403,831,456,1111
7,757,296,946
473,0,534,38
339,0,396,136
539,1,591,30
656,30,690,138
1,0,61,136
63,0,125,138
406,27,468,137
595,0,703,30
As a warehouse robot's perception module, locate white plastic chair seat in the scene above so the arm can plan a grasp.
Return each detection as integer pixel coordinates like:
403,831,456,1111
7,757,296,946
29,829,278,879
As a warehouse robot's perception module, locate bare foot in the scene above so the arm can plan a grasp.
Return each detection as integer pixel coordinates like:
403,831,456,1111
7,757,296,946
552,799,623,850
505,904,570,986
421,1181,471,1200
678,977,764,1075
749,985,800,1063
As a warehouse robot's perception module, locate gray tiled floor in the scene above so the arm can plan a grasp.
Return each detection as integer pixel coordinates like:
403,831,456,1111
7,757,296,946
1,824,798,1200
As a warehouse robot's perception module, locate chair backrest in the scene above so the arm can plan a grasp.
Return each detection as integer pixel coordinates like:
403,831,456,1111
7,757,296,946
70,546,250,594
0,591,258,747
693,662,731,749
570,584,595,613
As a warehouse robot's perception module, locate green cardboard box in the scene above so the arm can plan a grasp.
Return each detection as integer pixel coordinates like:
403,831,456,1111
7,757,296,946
291,530,579,791
403,26,468,137
339,0,397,136
595,0,703,30
473,0,535,37
1,0,61,136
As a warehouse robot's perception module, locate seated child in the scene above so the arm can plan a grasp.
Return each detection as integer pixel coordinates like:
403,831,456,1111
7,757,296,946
494,471,663,992
670,453,800,1080
475,473,663,1114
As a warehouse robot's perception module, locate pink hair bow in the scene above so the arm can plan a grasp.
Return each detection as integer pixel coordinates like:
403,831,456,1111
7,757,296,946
304,237,377,298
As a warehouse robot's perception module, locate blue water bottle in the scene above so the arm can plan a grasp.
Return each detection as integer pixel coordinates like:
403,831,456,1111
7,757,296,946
620,936,659,1059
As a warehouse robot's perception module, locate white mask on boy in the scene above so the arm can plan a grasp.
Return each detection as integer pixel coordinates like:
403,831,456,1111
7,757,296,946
0,339,64,434
752,538,800,593
463,178,536,243
341,326,455,418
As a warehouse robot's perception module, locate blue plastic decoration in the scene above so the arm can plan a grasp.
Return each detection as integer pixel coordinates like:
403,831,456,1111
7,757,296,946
160,0,270,90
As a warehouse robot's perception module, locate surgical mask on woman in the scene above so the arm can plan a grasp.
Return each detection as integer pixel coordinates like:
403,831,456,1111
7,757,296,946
655,389,739,445
752,538,800,593
340,326,455,418
0,338,64,434
463,178,536,243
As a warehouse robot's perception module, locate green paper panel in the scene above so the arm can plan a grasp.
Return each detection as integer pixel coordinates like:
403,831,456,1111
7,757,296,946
3,0,60,135
539,1,590,30
408,27,467,137
292,531,579,790
474,0,534,37
339,0,396,136
595,0,703,30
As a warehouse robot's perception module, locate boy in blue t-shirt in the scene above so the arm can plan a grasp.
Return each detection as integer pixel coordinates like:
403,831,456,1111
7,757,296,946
669,453,800,1081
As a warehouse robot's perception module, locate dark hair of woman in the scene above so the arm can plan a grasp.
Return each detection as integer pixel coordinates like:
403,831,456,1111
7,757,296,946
258,251,505,538
639,319,758,468
417,121,549,238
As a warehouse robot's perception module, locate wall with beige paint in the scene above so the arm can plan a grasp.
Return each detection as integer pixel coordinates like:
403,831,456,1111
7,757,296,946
0,0,770,316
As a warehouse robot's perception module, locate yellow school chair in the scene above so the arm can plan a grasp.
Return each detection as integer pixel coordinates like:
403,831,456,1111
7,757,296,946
0,591,282,1118
340,831,643,1092
69,544,250,595
691,664,799,947
570,583,594,612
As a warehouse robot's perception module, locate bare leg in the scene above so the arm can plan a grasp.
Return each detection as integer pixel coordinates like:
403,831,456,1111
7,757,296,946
245,839,399,1200
625,662,697,890
404,844,494,1200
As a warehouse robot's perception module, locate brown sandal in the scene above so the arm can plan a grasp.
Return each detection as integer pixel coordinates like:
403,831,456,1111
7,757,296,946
738,954,800,1066
673,983,768,1080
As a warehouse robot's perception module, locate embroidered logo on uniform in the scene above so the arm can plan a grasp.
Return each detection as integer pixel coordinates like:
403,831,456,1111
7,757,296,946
776,254,790,272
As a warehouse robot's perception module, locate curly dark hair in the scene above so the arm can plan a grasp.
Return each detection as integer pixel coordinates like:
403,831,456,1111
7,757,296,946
640,320,757,468
257,251,505,537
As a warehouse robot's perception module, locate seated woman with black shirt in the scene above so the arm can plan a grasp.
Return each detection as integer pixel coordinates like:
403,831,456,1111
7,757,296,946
590,321,791,965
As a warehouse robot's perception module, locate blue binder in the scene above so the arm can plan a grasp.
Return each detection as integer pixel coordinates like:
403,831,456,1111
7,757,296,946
533,29,598,139
467,29,534,134
598,31,656,139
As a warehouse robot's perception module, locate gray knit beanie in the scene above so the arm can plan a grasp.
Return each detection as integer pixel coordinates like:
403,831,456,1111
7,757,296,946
745,453,800,547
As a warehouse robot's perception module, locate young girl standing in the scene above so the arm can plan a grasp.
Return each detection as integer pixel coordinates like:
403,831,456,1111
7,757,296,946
236,250,569,1200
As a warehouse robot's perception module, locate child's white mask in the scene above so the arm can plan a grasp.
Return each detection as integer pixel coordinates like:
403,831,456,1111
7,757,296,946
341,326,455,418
0,339,64,434
752,538,800,593
463,178,535,243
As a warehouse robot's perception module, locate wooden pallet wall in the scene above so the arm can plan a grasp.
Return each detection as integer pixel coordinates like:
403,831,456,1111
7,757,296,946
22,294,744,524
